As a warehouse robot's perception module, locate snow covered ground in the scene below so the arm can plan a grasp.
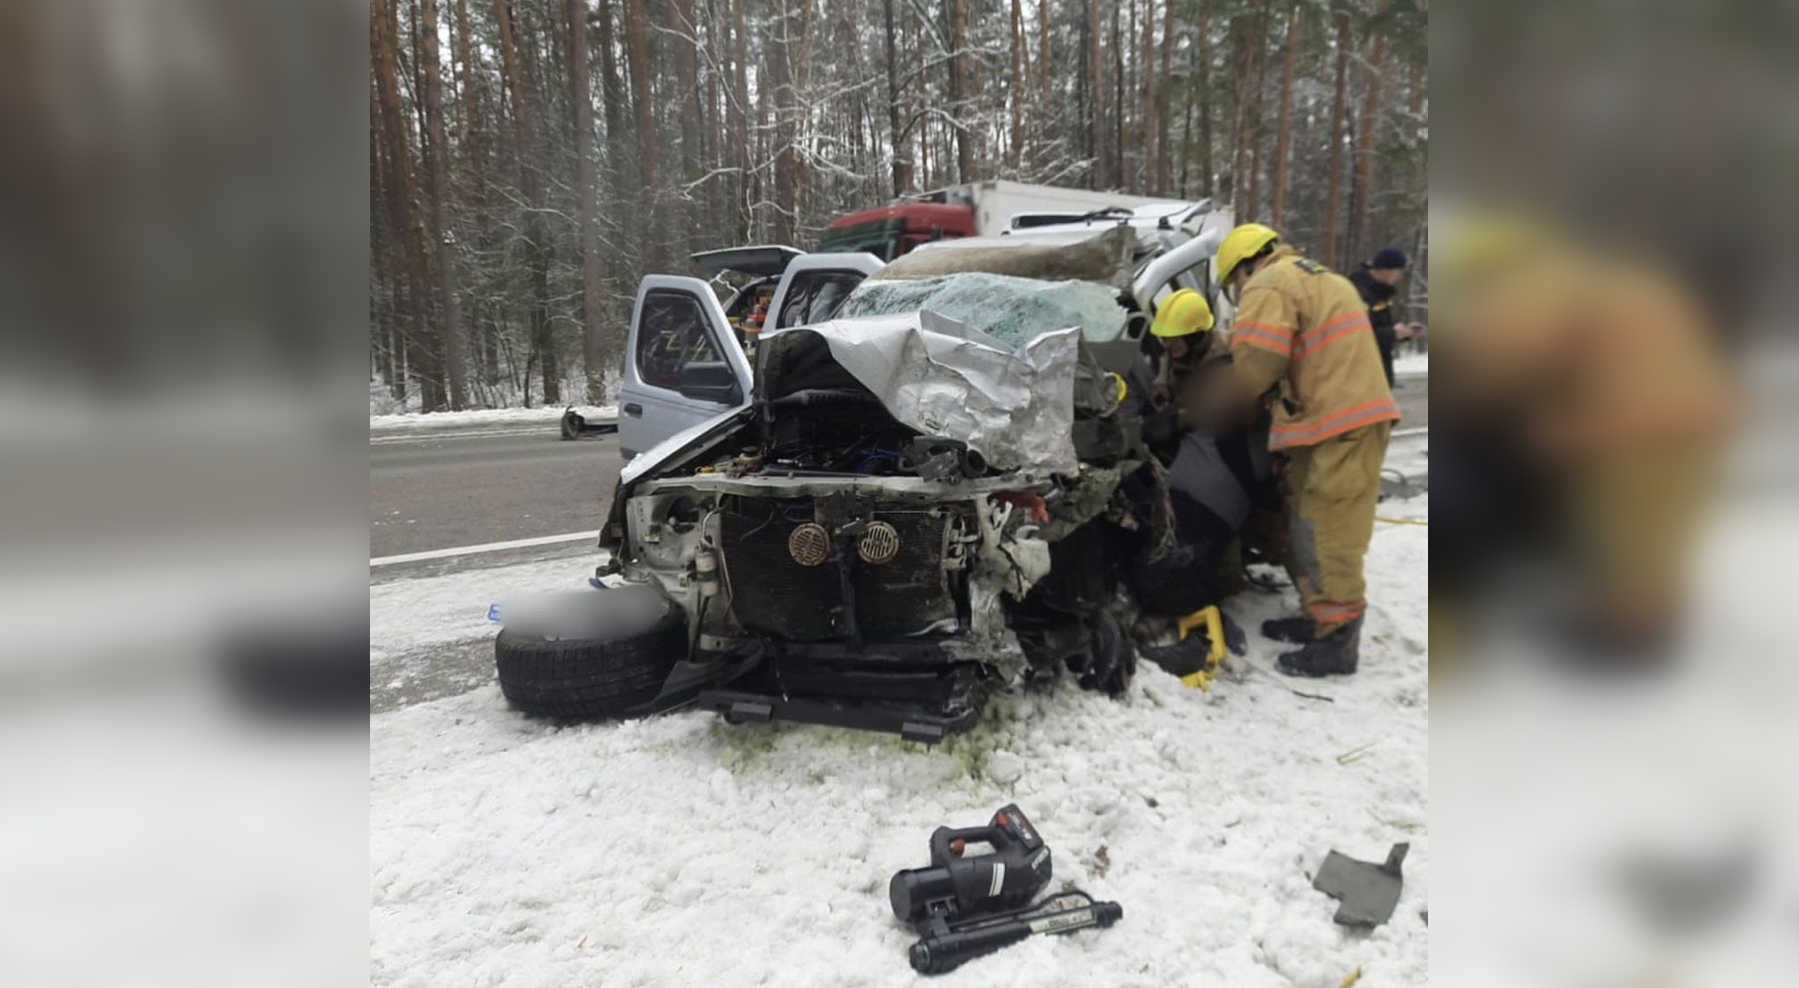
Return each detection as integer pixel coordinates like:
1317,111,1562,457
369,499,1430,988
369,404,617,433
1393,350,1429,376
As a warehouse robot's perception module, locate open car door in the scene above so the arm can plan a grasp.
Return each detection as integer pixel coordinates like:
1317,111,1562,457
617,275,753,459
763,252,885,332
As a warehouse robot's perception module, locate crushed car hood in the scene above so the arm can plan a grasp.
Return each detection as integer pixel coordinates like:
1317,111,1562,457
758,314,1082,477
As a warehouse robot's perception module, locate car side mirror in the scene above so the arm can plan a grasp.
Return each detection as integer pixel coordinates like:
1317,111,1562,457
676,360,743,405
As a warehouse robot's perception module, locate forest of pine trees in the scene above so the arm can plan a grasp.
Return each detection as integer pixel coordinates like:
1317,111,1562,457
370,0,1427,411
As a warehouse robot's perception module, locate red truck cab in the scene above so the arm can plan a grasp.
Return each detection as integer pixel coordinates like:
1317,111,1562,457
816,202,976,261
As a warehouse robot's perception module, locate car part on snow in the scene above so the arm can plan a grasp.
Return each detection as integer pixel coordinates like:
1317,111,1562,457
890,805,1122,975
494,586,698,719
1312,843,1409,928
1617,842,1757,935
559,407,619,440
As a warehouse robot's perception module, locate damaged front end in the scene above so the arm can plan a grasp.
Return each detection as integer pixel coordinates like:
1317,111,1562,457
598,273,1171,742
598,318,1089,743
618,472,1044,743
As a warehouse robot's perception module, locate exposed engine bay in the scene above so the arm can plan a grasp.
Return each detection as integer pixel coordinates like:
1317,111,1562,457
598,279,1223,742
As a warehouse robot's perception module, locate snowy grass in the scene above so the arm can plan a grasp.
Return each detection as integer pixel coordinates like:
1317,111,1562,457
370,501,1429,988
368,404,617,433
368,373,618,430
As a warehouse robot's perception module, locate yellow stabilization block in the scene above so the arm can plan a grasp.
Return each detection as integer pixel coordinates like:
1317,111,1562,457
1176,605,1227,690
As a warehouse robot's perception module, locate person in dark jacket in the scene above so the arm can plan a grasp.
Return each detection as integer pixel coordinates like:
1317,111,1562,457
1349,247,1415,387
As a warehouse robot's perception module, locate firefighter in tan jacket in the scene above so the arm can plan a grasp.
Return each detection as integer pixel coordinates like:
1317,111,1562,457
1216,224,1402,676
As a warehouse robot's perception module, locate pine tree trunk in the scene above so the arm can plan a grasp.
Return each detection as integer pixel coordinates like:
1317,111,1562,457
1241,1,1269,224
731,0,750,240
884,0,909,195
622,0,657,189
1196,0,1213,197
769,0,799,242
676,0,701,206
1112,3,1125,187
1156,0,1175,194
1009,0,1024,171
795,0,815,223
452,0,501,389
1269,4,1300,228
370,86,402,400
1139,0,1154,193
1323,4,1350,268
1227,18,1245,208
567,0,608,403
947,0,974,183
492,0,557,404
374,0,439,410
597,0,627,193
1086,0,1105,187
418,0,468,410
1349,29,1385,263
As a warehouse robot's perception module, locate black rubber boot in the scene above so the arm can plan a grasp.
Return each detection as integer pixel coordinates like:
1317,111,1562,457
1261,615,1314,644
1277,616,1362,678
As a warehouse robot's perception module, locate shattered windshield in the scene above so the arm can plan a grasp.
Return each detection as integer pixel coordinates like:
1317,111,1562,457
836,273,1126,350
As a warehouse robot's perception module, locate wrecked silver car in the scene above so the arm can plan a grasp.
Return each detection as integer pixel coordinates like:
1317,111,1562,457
495,222,1258,742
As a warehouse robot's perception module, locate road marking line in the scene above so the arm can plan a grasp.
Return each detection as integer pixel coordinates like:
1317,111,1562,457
1392,426,1428,438
370,530,601,567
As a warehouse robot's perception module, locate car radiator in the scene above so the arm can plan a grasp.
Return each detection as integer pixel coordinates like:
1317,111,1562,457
718,500,961,641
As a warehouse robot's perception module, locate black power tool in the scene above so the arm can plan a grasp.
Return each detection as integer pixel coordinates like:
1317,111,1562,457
889,805,1123,974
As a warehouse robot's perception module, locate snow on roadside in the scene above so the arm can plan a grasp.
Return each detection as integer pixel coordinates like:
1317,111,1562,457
370,503,1429,988
1393,351,1429,376
370,554,606,693
369,405,618,433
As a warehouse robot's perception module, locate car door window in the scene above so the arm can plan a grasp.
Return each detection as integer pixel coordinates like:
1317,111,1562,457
636,291,720,389
775,271,868,329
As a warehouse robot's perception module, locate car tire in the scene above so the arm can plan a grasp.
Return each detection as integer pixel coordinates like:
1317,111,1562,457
494,601,687,720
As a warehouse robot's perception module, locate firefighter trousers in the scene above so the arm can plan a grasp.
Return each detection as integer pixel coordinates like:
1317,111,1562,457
1280,421,1392,636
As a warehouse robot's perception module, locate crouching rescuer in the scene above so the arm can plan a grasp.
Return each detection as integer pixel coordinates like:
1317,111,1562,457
1216,224,1401,677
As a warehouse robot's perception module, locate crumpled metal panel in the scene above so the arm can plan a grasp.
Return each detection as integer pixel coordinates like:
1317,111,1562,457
837,272,1127,349
759,314,1081,477
869,225,1138,287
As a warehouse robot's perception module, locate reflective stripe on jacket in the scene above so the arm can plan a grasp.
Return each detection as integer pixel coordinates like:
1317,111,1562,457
1227,246,1401,449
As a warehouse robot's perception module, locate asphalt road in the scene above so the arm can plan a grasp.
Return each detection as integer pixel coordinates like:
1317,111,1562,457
368,370,1426,567
369,427,621,560
1393,369,1428,427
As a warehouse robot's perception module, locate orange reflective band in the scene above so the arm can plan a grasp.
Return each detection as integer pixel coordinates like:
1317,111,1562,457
1233,322,1294,356
1307,601,1365,622
1294,312,1372,358
1270,396,1403,445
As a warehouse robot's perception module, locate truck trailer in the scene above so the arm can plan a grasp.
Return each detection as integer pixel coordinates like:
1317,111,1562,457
818,180,1188,260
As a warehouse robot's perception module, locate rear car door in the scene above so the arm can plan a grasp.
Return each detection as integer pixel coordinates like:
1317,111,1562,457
763,253,886,332
617,276,753,458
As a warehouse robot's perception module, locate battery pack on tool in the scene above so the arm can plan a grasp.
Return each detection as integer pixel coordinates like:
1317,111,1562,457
888,805,1122,975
